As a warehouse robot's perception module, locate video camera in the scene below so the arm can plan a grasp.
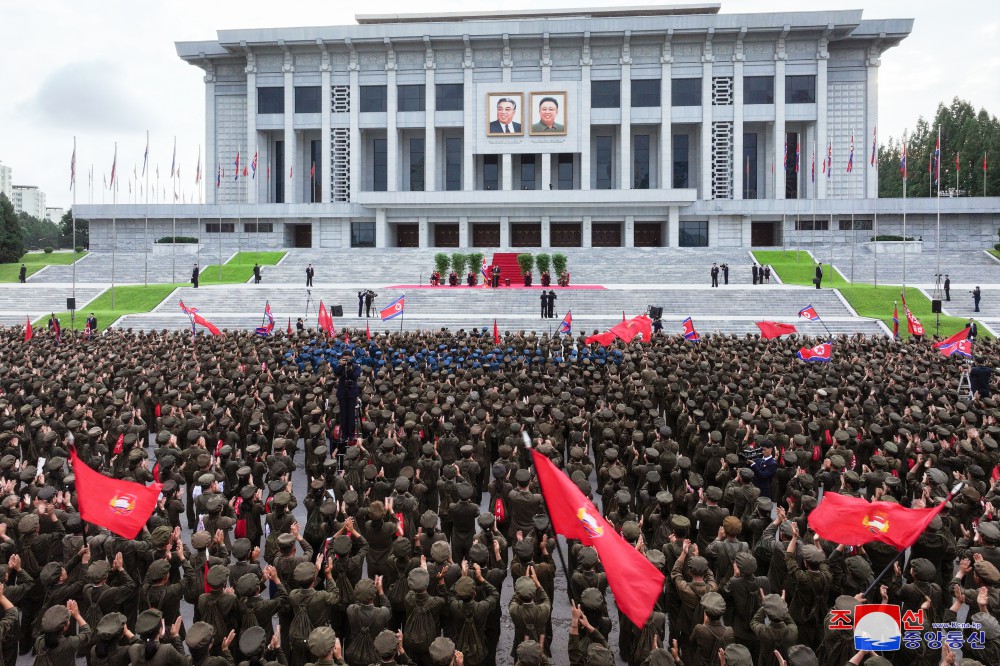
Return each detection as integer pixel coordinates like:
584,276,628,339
738,446,763,464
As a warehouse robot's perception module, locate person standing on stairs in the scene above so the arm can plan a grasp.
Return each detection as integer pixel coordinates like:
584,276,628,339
711,263,719,288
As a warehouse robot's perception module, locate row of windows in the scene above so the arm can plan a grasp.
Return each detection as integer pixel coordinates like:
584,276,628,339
257,75,815,115
205,223,275,233
794,220,875,231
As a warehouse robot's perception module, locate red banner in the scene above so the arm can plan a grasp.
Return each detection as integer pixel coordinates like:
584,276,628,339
808,492,947,550
70,449,162,539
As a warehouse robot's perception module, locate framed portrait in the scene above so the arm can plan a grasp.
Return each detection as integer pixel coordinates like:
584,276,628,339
486,93,524,136
528,92,568,136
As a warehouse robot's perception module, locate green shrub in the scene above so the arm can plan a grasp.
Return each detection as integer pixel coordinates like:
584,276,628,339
516,253,534,275
434,252,450,276
468,252,485,275
155,236,198,244
75,246,85,253
535,253,551,275
43,247,53,253
869,235,916,242
450,253,467,275
552,253,567,275
995,242,1000,252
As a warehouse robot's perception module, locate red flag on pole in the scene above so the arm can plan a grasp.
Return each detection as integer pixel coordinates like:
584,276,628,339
493,319,500,345
584,331,619,346
287,317,293,336
932,326,970,349
23,317,32,342
318,301,332,335
808,491,948,550
70,448,162,539
366,321,371,341
755,321,797,340
530,449,664,627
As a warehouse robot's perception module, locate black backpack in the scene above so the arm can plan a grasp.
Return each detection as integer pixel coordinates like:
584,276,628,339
289,592,316,653
403,603,436,654
454,603,486,666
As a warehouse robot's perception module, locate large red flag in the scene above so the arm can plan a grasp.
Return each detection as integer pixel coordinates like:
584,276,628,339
366,321,371,341
24,317,32,342
530,449,664,627
192,313,221,336
493,319,500,345
808,492,948,550
756,321,797,340
318,301,332,335
70,448,162,539
932,326,969,349
584,331,618,346
610,315,653,343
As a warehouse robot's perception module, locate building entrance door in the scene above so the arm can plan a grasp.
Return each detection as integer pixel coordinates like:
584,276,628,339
292,224,312,248
396,224,419,248
750,221,780,247
634,223,663,247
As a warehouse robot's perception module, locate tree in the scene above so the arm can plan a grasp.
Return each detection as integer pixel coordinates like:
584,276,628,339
879,97,1000,197
0,193,26,263
59,209,88,248
17,212,60,248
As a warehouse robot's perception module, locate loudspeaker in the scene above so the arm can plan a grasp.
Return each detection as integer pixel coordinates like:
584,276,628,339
931,299,942,313
971,366,993,398
331,305,344,317
67,298,76,310
649,306,663,319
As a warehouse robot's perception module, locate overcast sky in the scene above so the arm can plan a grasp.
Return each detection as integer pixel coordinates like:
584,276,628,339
1,0,997,209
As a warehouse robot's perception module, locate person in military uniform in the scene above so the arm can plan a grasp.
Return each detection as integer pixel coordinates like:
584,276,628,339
750,594,797,666
508,570,550,660
90,612,136,666
238,625,285,666
35,600,93,665
446,564,499,666
345,577,391,666
186,621,236,666
783,525,831,648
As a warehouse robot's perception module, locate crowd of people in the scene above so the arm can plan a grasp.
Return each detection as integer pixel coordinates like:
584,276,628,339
0,324,998,666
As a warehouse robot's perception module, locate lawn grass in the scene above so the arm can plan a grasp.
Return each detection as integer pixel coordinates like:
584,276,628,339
989,249,1000,262
0,251,88,281
754,250,989,340
228,251,285,265
35,284,181,331
199,264,252,284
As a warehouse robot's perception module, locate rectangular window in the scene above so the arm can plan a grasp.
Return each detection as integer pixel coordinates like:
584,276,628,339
409,138,425,191
794,220,830,231
679,221,708,247
360,85,387,113
294,86,321,113
445,138,462,191
483,155,498,190
557,154,574,190
743,133,758,199
520,154,536,190
373,139,387,191
596,136,613,189
435,83,464,111
310,139,322,203
672,78,701,107
397,84,426,112
257,87,284,114
786,132,799,199
743,76,774,105
205,223,235,233
591,80,621,108
274,140,284,204
633,135,650,189
672,134,689,188
631,79,661,108
838,219,874,231
351,222,376,248
243,222,274,233
786,75,816,104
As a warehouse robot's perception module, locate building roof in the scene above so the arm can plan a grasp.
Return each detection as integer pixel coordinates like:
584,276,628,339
355,4,721,24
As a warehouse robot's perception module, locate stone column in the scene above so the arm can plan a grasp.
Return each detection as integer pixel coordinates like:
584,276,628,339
865,45,880,199
624,215,635,247
541,154,551,190
582,215,592,248
733,47,745,200
462,38,475,192
668,206,680,247
620,33,632,190
282,46,296,204
418,217,429,248
320,42,332,204
660,33,673,190
244,49,258,204
700,34,714,201
386,40,398,192
375,208,388,248
816,37,829,199
502,154,512,191
774,31,788,200
205,66,217,205
541,216,551,248
349,43,360,202
459,216,469,247
500,216,510,248
580,33,592,190
424,39,436,192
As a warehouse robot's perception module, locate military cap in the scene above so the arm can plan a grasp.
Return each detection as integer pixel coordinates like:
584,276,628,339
135,609,163,636
762,594,789,620
408,567,429,592
150,525,172,547
724,645,754,666
734,552,757,575
579,546,599,568
231,538,252,560
17,514,39,534
96,612,127,640
788,645,821,666
655,491,672,506
834,594,861,612
845,556,873,580
515,640,543,666
354,578,377,604
646,549,666,570
974,560,1000,583
701,591,726,617
477,512,495,529
621,521,641,541
374,630,399,659
453,576,476,600
236,573,261,597
801,545,826,565
927,468,948,485
513,539,534,560
581,587,604,610
277,533,297,548
688,556,709,575
514,576,536,600
40,562,63,586
41,604,71,632
428,637,456,665
239,626,267,657
206,565,229,588
190,531,212,549
515,468,531,484
272,491,291,507
670,515,691,531
86,560,111,583
705,486,723,501
587,644,615,666
146,559,171,581
332,535,352,555
978,521,1000,543
457,483,474,500
431,540,451,564
307,626,338,658
971,611,1000,640
293,562,316,585
908,557,936,581
197,473,215,486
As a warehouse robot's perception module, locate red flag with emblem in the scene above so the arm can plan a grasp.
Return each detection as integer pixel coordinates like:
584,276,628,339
808,491,948,550
756,321,797,340
901,294,924,337
531,449,664,627
70,448,162,539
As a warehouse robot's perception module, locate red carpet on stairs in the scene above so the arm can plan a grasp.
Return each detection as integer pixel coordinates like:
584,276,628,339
490,252,523,283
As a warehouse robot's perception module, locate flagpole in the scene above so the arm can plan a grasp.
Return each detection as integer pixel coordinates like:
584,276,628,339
144,130,149,287
111,142,117,310
935,126,941,286
71,137,77,320
873,139,878,289
902,133,908,296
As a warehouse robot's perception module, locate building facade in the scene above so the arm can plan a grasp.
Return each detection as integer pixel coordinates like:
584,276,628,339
12,185,47,219
0,162,11,201
77,5,1000,251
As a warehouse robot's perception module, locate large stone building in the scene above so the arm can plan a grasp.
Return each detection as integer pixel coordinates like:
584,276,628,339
12,185,47,219
78,4,999,251
0,162,12,201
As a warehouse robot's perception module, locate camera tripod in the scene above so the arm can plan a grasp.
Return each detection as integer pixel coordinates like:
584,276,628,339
305,289,314,325
958,362,973,402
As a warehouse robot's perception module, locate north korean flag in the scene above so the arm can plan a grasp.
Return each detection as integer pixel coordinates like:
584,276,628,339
682,317,700,342
798,305,821,322
940,339,973,359
380,295,405,321
797,342,832,362
559,310,572,335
